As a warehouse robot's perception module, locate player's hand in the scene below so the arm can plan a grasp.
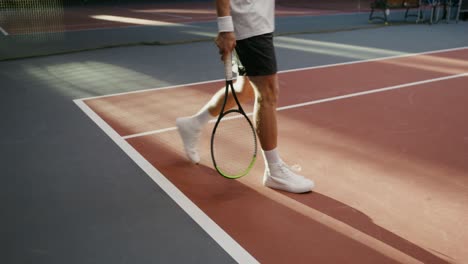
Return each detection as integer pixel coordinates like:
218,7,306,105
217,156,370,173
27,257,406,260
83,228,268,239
215,32,236,62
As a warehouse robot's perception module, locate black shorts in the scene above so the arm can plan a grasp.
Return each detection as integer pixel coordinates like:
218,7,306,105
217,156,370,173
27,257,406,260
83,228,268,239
235,33,277,77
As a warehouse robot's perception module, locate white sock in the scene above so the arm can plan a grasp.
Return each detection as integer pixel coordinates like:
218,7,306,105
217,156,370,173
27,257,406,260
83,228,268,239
262,148,282,169
193,108,212,127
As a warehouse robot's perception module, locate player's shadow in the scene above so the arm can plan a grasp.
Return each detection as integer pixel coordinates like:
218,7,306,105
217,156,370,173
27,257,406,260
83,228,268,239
279,190,452,264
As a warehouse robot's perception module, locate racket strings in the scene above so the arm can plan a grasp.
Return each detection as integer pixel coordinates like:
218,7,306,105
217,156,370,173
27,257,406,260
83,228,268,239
212,111,257,178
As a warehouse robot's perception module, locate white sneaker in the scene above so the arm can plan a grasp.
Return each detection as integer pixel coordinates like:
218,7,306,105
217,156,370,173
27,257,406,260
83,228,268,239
263,162,314,193
176,117,202,164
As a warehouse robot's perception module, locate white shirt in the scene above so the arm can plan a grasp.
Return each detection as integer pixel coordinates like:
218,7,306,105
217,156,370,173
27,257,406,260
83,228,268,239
230,0,275,40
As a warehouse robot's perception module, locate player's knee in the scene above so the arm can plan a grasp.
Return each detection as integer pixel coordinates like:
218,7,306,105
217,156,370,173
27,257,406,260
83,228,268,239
257,78,278,106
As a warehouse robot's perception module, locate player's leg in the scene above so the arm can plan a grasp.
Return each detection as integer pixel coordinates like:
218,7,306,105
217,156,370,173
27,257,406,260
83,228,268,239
205,75,255,117
248,74,314,193
236,33,314,193
176,76,255,164
248,74,278,151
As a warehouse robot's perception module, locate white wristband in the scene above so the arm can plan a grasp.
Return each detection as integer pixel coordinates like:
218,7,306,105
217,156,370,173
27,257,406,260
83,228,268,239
217,16,234,32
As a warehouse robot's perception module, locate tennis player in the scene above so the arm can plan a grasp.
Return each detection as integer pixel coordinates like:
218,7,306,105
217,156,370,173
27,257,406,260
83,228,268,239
176,0,314,193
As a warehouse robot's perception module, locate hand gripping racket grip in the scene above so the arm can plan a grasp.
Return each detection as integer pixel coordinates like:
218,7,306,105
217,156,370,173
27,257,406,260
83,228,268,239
224,52,233,81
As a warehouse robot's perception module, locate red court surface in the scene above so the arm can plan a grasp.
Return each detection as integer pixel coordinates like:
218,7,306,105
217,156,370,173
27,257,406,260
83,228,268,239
75,48,468,263
0,1,370,35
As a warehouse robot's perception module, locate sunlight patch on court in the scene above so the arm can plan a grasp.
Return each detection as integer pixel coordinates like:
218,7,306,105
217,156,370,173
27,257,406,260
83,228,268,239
275,37,468,74
24,61,169,99
182,30,217,38
275,36,405,59
133,8,214,15
90,15,183,27
236,118,467,263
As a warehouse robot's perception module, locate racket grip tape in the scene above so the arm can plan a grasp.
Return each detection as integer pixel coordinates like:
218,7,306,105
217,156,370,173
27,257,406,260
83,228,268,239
224,52,233,81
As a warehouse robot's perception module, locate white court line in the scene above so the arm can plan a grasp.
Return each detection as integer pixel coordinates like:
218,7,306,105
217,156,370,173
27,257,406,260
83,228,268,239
78,46,468,101
0,26,9,36
122,72,468,140
73,99,260,264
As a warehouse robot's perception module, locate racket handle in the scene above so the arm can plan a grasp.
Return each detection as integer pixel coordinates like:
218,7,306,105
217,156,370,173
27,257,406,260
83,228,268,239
224,52,233,81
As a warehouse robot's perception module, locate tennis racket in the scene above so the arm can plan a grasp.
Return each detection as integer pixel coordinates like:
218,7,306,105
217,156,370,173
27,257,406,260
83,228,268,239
210,52,257,179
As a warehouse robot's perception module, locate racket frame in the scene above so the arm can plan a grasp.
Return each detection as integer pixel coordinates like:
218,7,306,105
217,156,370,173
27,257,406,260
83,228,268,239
210,53,258,179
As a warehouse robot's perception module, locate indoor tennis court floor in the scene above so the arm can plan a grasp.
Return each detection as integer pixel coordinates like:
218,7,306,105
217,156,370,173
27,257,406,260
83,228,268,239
2,2,468,264
75,47,468,264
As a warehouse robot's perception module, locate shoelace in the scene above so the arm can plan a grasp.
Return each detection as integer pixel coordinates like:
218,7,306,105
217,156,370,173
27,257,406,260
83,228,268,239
277,164,296,179
276,163,307,181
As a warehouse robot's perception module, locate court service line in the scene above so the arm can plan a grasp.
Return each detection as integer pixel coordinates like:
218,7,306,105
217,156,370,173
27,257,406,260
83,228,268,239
0,26,9,36
122,72,468,140
78,46,467,101
73,99,260,264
